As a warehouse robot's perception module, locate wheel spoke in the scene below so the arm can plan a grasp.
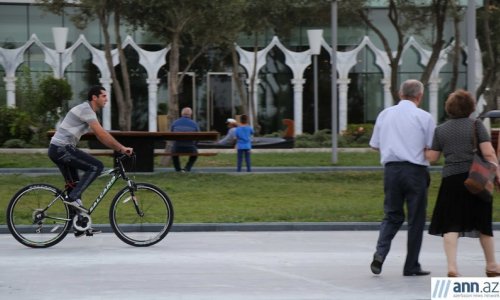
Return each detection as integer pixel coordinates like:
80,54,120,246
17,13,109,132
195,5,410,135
7,184,70,248
110,183,173,247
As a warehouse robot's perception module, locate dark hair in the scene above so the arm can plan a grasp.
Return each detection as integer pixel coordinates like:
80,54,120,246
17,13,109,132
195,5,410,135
240,114,248,123
87,85,105,101
445,89,475,118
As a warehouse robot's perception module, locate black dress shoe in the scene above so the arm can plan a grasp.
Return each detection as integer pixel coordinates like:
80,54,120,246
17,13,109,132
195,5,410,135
370,254,384,275
403,269,431,276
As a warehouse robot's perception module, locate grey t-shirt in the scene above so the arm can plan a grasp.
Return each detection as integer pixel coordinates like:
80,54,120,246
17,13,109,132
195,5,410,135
50,102,98,147
431,118,490,177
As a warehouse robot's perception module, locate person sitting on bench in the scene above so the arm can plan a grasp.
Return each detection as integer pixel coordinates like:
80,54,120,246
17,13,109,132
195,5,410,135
170,107,200,172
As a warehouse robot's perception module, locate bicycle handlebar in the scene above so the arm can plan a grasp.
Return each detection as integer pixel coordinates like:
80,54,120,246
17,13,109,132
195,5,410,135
115,152,136,161
113,153,137,178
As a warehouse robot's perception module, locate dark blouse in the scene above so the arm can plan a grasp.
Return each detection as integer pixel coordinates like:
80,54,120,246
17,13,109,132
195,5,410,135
431,118,490,177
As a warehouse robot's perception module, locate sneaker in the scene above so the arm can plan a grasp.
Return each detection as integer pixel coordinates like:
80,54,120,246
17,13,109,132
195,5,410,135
74,230,85,238
74,228,101,238
63,197,88,213
85,228,102,236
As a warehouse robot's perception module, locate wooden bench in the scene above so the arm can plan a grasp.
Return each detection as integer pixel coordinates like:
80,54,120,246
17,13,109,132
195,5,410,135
88,150,217,157
47,130,219,172
155,152,217,157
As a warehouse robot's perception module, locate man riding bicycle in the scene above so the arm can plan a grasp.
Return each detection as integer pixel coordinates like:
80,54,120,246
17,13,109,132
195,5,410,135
48,85,133,237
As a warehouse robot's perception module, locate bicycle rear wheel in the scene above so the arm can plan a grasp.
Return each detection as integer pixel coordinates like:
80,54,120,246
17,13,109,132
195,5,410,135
6,184,71,248
109,183,174,247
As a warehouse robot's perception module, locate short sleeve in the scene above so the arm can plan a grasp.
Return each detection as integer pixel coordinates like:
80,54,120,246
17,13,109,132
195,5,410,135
477,120,491,144
430,128,442,151
79,105,98,123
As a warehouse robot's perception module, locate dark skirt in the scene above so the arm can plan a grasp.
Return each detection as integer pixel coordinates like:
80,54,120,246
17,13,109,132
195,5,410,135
428,172,493,238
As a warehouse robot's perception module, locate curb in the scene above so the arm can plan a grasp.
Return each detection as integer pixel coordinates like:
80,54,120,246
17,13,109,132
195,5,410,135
0,222,382,234
6,222,500,234
4,222,500,234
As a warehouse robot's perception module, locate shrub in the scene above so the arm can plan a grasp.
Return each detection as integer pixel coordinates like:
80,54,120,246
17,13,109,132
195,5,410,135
0,106,35,145
295,125,373,148
338,124,373,148
3,139,27,148
12,68,72,148
295,129,332,148
37,76,73,125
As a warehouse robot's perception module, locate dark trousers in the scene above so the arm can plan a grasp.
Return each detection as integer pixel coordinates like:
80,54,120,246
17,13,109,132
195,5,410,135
237,149,251,172
48,144,104,201
172,145,198,172
375,162,429,273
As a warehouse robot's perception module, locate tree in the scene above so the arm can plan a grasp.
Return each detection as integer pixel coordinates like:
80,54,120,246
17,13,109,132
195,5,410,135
238,0,296,130
419,0,451,86
345,0,459,103
477,0,500,110
235,0,333,131
37,0,133,130
448,0,464,93
122,0,242,128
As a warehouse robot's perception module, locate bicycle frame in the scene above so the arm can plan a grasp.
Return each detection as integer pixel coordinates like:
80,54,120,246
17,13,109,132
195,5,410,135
87,168,121,214
79,155,137,215
43,155,136,220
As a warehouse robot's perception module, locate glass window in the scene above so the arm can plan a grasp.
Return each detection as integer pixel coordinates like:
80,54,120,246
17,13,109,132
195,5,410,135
257,48,293,134
65,7,102,46
0,5,28,46
0,66,5,105
28,5,63,46
65,46,95,106
400,48,424,73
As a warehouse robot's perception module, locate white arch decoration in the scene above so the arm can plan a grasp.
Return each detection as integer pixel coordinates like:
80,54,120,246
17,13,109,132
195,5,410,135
0,34,483,134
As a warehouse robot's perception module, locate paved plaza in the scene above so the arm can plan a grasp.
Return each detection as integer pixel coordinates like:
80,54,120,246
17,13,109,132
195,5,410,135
0,230,496,300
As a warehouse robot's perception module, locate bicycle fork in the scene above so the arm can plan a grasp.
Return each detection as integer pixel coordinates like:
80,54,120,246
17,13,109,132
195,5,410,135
124,180,144,217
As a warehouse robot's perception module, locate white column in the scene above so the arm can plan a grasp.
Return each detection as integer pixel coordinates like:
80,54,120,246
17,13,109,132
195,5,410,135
381,78,393,108
245,78,261,128
291,78,305,135
428,77,441,122
147,78,160,132
99,78,113,130
52,27,68,79
337,78,350,132
253,79,260,126
4,76,16,107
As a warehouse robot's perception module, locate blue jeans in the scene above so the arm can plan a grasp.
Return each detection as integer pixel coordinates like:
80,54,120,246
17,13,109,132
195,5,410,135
237,149,251,172
48,144,104,201
375,162,429,273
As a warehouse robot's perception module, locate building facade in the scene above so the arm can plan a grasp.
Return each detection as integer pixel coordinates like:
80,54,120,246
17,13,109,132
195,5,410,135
0,0,479,135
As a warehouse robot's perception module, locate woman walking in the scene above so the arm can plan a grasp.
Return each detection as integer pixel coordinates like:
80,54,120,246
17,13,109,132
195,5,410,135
426,89,500,277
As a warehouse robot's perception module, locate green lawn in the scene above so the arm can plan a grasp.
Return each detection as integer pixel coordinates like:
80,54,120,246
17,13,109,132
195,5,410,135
0,151,383,168
0,171,402,224
3,150,492,225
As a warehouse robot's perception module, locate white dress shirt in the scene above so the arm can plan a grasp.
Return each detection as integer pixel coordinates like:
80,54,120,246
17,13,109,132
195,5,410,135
369,100,436,166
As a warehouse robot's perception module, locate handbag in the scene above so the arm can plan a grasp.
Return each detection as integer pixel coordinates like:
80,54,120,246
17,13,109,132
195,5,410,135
464,120,497,202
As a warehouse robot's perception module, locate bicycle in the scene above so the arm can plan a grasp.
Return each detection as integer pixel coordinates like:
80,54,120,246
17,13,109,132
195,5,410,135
6,154,174,248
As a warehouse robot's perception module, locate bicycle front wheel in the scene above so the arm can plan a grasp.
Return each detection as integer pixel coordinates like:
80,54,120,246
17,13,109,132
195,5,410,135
6,184,71,248
110,183,174,247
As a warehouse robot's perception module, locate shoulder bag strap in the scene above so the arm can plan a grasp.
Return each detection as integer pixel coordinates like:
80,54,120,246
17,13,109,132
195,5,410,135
472,119,485,157
472,119,478,152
